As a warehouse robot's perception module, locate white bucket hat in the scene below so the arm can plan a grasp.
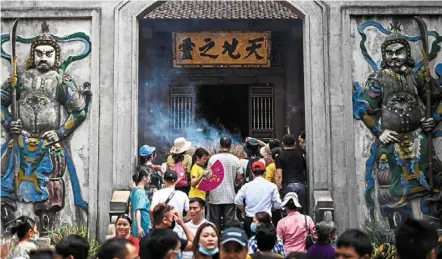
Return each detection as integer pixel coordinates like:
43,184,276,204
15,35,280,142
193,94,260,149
260,144,271,157
281,192,302,208
170,137,192,154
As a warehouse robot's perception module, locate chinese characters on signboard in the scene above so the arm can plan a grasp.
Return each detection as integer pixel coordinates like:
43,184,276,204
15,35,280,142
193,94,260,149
173,32,271,67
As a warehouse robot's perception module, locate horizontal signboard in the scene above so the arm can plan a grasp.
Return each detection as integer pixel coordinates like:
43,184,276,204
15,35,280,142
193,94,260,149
173,32,270,67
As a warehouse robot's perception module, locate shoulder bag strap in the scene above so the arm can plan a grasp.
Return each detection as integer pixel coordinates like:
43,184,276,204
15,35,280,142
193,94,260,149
165,190,176,204
304,214,311,235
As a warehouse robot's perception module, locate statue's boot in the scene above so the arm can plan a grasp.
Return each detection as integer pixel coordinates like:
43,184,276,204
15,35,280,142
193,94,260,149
36,210,56,236
1,199,17,233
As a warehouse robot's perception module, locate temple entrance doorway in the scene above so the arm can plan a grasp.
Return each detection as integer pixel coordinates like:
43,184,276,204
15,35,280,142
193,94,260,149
196,85,249,140
137,1,305,149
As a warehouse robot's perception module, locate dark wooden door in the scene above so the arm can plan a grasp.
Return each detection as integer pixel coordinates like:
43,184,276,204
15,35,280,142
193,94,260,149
169,86,195,133
249,85,275,140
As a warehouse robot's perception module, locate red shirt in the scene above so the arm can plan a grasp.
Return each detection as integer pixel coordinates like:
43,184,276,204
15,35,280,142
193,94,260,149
115,235,140,253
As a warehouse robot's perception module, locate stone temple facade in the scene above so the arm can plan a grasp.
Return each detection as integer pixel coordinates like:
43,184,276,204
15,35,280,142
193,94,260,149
1,1,441,240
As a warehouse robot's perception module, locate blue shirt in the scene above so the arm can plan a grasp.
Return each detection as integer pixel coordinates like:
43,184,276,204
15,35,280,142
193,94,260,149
130,187,151,237
234,177,281,217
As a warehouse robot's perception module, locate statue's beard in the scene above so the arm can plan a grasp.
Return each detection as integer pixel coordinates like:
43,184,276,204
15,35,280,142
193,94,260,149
387,59,407,73
36,61,53,72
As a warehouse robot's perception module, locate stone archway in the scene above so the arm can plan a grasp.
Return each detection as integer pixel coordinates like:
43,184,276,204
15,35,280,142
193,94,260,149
111,0,341,237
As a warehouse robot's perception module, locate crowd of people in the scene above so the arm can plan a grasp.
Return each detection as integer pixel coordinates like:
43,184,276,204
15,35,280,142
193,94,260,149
2,133,442,259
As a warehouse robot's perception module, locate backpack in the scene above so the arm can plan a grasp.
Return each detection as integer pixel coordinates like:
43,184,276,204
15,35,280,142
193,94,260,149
170,161,188,188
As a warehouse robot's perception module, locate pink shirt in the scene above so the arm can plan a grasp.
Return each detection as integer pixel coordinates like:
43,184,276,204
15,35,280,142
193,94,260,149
277,211,316,253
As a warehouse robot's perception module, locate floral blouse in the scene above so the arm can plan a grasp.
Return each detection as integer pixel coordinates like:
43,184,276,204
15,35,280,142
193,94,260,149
7,241,37,259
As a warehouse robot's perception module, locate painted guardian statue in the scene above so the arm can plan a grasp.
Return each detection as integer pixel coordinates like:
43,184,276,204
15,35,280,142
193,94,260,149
0,21,91,233
354,20,442,228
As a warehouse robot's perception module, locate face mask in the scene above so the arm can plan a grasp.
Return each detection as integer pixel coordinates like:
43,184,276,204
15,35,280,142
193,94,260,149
199,245,219,256
175,249,183,259
250,223,258,233
30,232,39,243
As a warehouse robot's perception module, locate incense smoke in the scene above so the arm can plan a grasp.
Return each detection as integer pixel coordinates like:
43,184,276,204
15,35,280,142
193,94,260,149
138,80,243,148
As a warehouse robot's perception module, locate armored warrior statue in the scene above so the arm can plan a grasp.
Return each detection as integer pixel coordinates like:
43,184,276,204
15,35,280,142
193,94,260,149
357,23,442,226
1,22,90,233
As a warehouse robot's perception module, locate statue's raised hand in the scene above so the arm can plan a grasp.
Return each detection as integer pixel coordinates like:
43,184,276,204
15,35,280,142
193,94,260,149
421,117,436,132
379,129,399,144
10,119,22,135
42,130,59,144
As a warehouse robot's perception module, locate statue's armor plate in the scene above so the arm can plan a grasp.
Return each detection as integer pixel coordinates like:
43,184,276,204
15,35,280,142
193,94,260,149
18,70,61,136
380,71,424,133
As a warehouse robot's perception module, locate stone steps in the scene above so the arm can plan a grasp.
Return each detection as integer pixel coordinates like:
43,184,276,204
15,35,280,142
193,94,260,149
107,190,130,239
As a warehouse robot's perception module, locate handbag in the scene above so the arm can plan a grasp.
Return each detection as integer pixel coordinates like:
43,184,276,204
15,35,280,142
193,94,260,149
304,214,315,249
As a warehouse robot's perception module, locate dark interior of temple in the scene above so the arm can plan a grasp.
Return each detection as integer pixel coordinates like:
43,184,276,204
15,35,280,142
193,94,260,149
196,85,249,139
138,17,304,147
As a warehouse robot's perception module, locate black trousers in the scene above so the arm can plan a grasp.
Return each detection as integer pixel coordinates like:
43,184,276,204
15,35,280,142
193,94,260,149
244,216,254,238
208,203,236,231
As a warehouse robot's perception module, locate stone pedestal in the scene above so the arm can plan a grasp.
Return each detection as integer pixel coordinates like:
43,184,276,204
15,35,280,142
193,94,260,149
313,190,334,222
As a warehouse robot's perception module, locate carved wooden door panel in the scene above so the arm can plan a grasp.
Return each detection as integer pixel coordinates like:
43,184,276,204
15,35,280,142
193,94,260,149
249,85,274,140
170,86,195,133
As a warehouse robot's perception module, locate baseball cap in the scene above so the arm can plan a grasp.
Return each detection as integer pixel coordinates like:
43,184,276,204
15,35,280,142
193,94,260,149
251,161,265,172
221,227,248,247
164,170,177,182
281,192,302,208
139,145,156,157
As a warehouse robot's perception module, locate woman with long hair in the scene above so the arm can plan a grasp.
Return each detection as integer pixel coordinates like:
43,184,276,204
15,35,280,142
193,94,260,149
189,147,210,200
7,216,38,259
247,211,286,257
167,137,193,195
114,214,140,252
130,168,151,238
192,222,220,259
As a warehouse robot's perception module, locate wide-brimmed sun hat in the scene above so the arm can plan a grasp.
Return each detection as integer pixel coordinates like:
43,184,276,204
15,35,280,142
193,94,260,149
243,138,260,156
281,192,302,208
260,144,271,157
170,137,192,154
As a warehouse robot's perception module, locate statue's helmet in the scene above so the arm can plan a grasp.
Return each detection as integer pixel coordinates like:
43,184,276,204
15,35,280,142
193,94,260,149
380,22,415,69
26,21,61,70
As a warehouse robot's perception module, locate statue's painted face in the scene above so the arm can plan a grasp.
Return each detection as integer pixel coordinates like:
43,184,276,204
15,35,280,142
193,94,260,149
34,45,56,72
385,43,407,73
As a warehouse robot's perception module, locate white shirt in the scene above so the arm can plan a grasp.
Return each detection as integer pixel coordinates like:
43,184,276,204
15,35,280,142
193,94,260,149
208,152,242,204
239,159,249,175
181,219,208,259
239,158,266,181
150,187,189,215
234,176,281,217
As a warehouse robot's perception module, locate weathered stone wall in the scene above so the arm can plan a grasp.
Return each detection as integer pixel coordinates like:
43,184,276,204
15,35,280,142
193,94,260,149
1,0,440,241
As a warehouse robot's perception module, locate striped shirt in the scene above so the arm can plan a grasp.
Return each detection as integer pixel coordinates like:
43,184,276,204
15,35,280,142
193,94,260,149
208,152,242,204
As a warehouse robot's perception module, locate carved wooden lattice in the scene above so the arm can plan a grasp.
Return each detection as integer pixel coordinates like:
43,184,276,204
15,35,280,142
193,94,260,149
250,86,274,138
170,87,195,130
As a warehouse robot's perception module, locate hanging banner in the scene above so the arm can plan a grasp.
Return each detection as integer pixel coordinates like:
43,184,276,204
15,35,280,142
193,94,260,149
173,31,271,67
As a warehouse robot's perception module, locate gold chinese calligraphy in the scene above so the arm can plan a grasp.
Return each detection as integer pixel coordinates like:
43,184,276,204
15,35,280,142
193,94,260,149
173,32,271,67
